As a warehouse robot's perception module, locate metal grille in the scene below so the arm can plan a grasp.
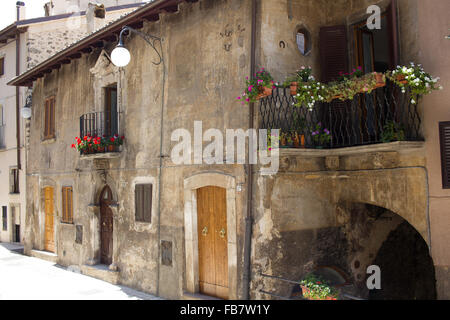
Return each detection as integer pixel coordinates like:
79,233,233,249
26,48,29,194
259,80,423,149
79,111,119,139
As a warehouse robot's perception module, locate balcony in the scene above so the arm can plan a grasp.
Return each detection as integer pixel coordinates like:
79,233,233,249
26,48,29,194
0,125,5,149
258,80,423,150
79,111,123,158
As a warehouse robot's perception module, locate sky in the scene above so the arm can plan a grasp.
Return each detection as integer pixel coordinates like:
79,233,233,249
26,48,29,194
0,0,49,30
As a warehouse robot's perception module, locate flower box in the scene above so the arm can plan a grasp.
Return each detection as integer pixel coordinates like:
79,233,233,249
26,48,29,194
301,286,337,300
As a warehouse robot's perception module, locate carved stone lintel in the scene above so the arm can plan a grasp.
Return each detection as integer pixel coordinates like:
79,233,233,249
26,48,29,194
325,156,340,171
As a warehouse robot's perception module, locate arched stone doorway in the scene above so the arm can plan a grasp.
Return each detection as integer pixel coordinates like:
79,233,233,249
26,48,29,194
99,185,114,265
369,221,436,300
340,202,436,300
183,172,238,299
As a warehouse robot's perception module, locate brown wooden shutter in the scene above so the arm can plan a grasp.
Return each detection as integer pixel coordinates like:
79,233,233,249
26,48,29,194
320,25,349,83
44,99,49,138
50,97,55,138
62,187,73,223
44,97,55,139
135,184,152,223
439,122,450,189
387,0,399,69
0,58,4,76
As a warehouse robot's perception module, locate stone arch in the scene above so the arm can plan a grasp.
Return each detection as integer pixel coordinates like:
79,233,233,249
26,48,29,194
333,167,430,246
183,171,237,299
86,174,119,267
336,201,436,299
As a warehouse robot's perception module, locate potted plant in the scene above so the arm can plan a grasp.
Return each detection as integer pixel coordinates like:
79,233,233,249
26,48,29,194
286,66,315,95
237,68,275,105
293,80,326,111
311,123,331,148
386,62,442,104
299,273,339,300
381,120,405,143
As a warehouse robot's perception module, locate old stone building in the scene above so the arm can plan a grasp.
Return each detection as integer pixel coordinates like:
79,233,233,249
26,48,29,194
0,1,146,244
8,0,450,300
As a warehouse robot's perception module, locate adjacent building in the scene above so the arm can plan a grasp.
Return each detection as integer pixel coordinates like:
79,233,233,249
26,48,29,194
7,0,450,300
0,1,145,244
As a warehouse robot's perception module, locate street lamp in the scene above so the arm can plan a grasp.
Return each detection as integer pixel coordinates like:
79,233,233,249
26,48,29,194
21,94,32,119
111,26,163,67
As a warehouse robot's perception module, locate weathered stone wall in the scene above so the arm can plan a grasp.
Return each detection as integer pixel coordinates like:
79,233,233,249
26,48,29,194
251,146,430,299
26,0,251,299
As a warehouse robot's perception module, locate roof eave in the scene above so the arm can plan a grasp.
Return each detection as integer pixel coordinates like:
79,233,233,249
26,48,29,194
8,0,192,87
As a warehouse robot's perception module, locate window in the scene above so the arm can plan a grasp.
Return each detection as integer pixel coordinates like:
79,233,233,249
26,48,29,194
61,187,73,224
439,122,450,189
104,85,118,137
135,184,152,223
44,96,55,139
0,57,4,76
9,168,19,194
296,27,311,56
2,206,6,231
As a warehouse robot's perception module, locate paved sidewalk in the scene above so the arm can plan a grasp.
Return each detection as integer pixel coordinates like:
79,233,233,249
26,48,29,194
0,243,162,300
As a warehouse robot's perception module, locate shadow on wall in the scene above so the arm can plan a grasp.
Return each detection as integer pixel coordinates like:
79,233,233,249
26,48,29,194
368,221,436,300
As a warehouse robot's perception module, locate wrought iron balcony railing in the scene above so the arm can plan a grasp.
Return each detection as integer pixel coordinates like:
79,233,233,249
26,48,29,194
258,80,423,149
79,111,122,155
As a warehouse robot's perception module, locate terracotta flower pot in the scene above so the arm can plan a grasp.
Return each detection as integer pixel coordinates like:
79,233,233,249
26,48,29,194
290,82,298,95
300,134,306,148
301,286,337,301
373,72,386,88
293,133,300,148
108,145,116,152
256,86,273,100
396,74,408,84
97,146,105,153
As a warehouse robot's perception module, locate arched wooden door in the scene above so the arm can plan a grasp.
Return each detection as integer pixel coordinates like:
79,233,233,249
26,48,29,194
44,187,55,252
100,186,113,265
197,186,228,299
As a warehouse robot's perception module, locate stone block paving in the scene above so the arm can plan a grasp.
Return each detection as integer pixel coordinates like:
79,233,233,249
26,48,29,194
0,243,162,300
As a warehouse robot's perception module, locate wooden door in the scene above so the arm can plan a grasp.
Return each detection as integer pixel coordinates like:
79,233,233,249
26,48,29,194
197,186,228,299
44,187,55,252
100,186,113,265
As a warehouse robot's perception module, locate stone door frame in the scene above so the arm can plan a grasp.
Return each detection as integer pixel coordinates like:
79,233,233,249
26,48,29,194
183,172,237,299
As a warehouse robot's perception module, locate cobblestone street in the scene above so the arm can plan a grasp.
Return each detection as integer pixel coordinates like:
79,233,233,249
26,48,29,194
0,243,161,300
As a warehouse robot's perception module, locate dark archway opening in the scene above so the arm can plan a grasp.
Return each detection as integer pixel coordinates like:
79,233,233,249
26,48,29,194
369,221,436,300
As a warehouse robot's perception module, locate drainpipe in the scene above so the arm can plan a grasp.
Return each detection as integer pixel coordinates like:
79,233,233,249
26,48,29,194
242,0,257,300
16,2,25,170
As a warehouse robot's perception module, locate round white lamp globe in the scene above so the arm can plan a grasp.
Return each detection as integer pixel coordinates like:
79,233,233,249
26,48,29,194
111,46,131,67
21,107,32,119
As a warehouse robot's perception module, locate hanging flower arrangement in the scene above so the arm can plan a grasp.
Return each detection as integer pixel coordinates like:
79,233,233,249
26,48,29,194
386,62,442,104
71,134,124,154
237,68,275,105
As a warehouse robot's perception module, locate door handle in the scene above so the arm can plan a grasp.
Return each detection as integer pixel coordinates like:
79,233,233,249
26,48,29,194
202,226,208,236
219,228,226,238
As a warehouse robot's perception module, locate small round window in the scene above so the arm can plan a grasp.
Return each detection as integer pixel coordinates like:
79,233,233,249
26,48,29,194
296,27,311,56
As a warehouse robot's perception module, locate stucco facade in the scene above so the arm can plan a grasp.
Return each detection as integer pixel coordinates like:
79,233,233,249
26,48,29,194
11,0,450,300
